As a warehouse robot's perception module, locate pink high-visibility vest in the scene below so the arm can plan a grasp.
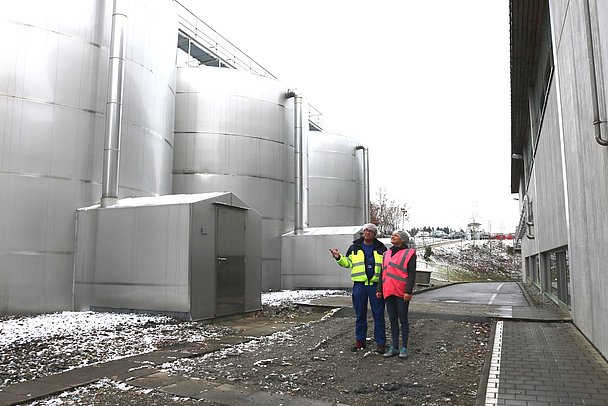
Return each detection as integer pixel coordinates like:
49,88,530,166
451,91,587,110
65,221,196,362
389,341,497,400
382,248,416,298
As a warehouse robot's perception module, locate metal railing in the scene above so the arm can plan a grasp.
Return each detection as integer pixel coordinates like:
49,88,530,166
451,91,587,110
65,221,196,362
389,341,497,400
514,205,526,250
175,1,324,132
308,104,323,131
176,1,276,78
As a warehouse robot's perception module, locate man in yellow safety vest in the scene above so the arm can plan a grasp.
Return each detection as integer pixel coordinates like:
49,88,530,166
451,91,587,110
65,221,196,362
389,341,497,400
330,223,388,352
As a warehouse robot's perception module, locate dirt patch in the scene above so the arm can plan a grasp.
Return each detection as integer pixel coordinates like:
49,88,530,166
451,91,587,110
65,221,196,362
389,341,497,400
14,302,491,405
161,306,491,406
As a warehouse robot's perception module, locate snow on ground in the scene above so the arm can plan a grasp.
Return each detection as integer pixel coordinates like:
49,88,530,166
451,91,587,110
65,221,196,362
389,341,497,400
0,290,346,350
261,289,348,306
0,289,349,388
418,238,520,281
0,311,173,347
0,311,238,387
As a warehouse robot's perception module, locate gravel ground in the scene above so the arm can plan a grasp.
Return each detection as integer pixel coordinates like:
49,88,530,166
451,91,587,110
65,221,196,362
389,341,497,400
1,242,526,405
160,310,491,406
0,314,238,388
4,302,490,406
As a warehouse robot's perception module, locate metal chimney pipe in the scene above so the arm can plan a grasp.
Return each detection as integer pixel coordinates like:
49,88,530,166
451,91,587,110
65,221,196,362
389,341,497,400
286,89,305,234
356,145,370,223
101,0,128,207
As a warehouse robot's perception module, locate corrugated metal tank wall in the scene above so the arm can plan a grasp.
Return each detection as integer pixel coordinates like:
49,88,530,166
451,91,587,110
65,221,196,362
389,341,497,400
0,0,177,314
172,66,293,291
308,132,364,227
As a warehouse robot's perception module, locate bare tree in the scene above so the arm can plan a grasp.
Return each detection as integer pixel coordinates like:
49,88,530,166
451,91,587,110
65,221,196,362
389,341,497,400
370,188,409,235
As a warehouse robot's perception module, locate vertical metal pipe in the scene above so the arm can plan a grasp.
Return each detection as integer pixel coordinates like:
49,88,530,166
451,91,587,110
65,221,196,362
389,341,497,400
356,145,370,223
583,0,608,146
287,90,304,235
362,147,370,223
101,0,128,207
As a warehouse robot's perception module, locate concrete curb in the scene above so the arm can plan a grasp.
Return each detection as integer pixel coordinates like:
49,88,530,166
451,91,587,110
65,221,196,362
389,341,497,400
475,320,497,406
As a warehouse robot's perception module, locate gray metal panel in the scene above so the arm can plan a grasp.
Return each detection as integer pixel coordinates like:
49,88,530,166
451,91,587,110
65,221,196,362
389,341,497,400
188,193,261,320
190,197,219,320
516,0,608,358
74,204,191,313
281,229,360,289
172,164,286,218
549,0,608,357
308,132,364,227
244,207,262,312
533,82,568,252
173,67,291,291
215,206,246,316
0,0,177,314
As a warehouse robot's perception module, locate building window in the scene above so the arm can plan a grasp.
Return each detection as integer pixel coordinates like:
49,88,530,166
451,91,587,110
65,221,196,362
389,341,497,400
546,248,570,308
528,1,554,154
527,255,540,285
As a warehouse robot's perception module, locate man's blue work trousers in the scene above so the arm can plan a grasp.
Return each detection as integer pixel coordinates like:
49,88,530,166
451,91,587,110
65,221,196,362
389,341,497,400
351,282,386,345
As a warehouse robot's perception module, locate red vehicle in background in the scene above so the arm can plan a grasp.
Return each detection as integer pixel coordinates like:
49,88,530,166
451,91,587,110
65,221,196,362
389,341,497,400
490,233,515,240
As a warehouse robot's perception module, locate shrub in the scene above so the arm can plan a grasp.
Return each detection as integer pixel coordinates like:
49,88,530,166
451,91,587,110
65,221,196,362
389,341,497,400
424,245,433,259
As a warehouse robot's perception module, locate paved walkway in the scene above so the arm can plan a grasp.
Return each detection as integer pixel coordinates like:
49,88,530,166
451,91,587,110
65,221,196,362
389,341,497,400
301,283,608,406
1,283,607,406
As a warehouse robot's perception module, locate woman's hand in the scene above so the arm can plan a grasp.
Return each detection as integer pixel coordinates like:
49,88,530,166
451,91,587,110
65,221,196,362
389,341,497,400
376,291,383,299
403,293,412,301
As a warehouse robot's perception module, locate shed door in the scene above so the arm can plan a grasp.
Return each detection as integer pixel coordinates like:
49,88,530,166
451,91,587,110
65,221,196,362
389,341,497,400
216,206,246,316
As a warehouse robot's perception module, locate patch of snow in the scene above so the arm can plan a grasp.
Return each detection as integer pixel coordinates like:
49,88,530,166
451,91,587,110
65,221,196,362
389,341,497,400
261,289,348,306
0,311,171,347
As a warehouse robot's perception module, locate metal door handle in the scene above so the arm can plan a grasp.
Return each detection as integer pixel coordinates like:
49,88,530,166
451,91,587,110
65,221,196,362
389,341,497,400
217,257,227,262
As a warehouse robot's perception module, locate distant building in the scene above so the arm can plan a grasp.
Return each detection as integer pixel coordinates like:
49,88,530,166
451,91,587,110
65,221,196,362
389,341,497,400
510,0,608,358
466,222,481,240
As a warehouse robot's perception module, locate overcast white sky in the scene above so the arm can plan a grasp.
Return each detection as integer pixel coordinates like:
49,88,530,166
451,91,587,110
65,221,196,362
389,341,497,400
182,0,518,232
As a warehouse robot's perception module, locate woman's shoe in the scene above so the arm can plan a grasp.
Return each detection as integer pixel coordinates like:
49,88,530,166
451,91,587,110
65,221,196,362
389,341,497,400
383,346,399,358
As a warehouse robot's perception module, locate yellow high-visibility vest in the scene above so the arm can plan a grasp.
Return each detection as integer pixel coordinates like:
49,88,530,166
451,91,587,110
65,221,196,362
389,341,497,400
336,249,384,285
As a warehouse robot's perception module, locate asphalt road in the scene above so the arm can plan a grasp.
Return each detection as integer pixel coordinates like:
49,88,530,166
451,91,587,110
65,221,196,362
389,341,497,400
414,281,528,307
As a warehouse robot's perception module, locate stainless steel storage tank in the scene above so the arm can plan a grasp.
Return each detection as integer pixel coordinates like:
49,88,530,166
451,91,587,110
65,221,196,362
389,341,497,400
173,66,297,291
308,132,365,227
0,0,177,314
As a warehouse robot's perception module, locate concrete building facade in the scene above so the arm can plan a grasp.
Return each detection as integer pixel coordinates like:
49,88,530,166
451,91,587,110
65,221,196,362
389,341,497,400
510,0,608,358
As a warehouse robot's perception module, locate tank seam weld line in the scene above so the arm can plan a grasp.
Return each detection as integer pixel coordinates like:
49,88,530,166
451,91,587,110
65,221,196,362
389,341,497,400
0,93,104,115
173,171,286,183
0,95,174,147
0,172,168,195
0,250,73,256
175,131,288,146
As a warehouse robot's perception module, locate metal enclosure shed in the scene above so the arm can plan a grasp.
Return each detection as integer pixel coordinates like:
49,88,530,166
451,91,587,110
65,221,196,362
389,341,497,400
281,226,362,289
74,192,262,320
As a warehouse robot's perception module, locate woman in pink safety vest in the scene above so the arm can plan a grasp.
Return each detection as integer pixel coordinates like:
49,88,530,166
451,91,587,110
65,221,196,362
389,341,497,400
376,230,416,359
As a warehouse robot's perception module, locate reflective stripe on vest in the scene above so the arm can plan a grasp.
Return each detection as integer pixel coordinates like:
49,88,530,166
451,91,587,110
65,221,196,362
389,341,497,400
337,249,383,285
382,248,415,297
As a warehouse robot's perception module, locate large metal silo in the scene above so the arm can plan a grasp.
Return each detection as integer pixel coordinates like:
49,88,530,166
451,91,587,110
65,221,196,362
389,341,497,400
0,0,177,314
173,66,295,291
308,132,365,227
